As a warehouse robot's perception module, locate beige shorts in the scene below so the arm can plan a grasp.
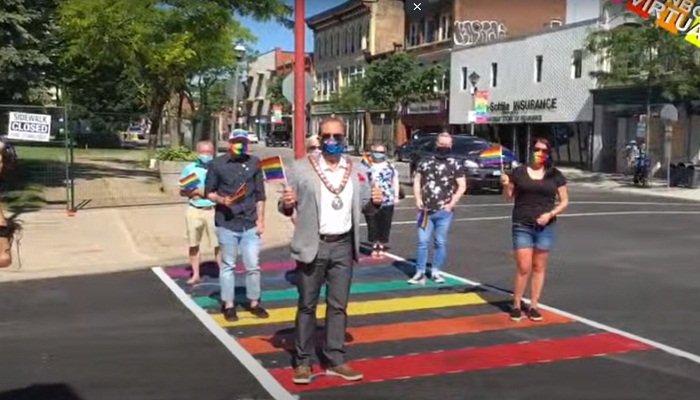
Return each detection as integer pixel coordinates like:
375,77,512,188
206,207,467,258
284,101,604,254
185,206,218,248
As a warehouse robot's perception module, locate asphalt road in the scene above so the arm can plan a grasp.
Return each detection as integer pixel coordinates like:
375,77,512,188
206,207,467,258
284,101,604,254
2,187,700,400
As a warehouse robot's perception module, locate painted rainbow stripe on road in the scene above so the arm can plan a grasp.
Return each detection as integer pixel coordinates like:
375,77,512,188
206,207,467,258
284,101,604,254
159,250,655,397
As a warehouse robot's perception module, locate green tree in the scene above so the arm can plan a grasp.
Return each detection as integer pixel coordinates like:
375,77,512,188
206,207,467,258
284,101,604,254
58,0,288,149
585,9,699,97
328,80,376,149
267,73,291,113
361,52,443,145
0,0,59,103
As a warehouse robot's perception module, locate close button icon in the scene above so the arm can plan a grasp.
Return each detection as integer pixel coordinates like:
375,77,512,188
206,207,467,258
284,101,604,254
413,2,421,10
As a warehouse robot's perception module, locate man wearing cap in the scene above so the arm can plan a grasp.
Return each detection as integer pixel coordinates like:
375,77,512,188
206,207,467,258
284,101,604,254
205,129,269,322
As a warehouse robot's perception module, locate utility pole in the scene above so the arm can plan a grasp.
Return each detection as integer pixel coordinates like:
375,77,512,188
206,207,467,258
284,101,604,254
293,0,306,159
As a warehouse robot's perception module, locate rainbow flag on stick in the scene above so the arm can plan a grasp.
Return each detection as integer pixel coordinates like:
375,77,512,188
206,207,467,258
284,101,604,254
259,156,287,183
417,209,429,230
228,184,247,203
480,145,505,169
179,172,201,191
361,154,372,168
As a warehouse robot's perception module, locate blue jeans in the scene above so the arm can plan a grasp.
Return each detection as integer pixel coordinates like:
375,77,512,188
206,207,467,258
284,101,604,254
415,210,453,274
512,223,555,251
217,227,261,304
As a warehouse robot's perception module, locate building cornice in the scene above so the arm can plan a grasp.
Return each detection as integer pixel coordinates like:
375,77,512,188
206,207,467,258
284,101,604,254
306,0,371,31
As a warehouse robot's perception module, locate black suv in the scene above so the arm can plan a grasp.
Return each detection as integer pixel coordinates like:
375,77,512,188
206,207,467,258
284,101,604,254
408,135,518,193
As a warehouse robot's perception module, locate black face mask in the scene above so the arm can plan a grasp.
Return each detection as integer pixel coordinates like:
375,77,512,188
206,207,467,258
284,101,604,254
435,146,451,158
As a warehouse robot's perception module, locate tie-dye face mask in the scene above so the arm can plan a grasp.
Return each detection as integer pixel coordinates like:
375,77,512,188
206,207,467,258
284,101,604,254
229,141,247,156
531,149,549,167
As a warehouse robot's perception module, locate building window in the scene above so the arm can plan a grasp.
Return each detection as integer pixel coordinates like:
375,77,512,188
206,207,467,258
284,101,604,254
461,66,468,91
342,67,349,87
572,50,583,79
345,27,351,54
425,18,436,43
335,31,340,56
350,26,356,53
434,69,449,92
356,24,362,52
407,22,419,47
534,55,543,83
490,63,498,87
439,14,452,40
314,37,320,60
315,73,322,100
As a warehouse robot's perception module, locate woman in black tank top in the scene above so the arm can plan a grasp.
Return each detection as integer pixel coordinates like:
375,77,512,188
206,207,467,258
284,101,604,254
500,138,569,322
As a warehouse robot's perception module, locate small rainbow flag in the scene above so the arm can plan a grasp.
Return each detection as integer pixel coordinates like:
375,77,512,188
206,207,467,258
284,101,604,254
417,209,429,230
259,156,286,182
361,154,372,168
480,145,504,166
179,172,200,191
229,184,247,203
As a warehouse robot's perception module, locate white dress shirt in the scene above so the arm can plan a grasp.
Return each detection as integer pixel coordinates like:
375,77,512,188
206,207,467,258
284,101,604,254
318,156,353,235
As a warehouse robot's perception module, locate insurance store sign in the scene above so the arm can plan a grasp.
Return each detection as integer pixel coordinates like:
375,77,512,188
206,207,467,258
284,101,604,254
487,98,559,123
7,112,52,142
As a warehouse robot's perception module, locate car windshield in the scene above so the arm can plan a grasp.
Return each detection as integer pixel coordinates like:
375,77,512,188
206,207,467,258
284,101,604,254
451,138,490,154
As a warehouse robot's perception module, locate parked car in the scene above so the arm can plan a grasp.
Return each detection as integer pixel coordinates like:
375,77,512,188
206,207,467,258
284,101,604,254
266,130,291,147
409,135,518,193
394,135,435,162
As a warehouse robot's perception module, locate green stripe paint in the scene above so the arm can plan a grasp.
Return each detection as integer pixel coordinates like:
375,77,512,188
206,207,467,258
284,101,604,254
192,276,466,308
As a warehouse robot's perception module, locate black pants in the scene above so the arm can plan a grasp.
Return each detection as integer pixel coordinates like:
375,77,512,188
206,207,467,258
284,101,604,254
294,235,353,367
365,205,394,244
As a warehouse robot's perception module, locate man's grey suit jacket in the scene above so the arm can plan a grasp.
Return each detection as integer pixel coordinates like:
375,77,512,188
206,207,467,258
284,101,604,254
278,154,375,264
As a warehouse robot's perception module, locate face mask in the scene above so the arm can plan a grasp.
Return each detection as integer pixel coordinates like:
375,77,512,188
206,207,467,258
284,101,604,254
321,137,345,156
435,146,451,158
532,150,549,167
371,152,386,162
198,155,213,164
229,142,247,156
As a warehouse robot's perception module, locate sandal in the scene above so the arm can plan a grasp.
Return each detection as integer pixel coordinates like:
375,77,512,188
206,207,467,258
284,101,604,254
371,243,381,258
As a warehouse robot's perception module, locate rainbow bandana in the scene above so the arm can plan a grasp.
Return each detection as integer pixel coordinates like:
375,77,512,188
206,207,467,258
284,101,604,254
230,141,248,156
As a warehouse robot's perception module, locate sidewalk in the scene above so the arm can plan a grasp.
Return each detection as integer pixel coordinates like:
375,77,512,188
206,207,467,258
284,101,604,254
0,183,294,283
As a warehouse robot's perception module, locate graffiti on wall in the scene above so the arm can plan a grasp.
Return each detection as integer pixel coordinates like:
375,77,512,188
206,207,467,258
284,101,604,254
453,20,507,46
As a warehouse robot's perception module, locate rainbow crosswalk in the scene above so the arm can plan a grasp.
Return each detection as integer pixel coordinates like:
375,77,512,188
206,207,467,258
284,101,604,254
161,253,654,396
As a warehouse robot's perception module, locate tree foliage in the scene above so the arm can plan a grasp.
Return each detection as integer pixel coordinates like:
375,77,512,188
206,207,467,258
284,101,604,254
0,0,60,104
329,80,367,113
585,1,700,101
267,73,291,112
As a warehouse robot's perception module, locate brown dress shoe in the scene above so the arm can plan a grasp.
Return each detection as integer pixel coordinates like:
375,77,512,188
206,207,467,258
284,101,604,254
292,365,312,384
326,364,363,381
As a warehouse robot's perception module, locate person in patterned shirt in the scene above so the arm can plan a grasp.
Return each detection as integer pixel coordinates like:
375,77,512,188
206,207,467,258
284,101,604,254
409,132,466,285
364,143,400,257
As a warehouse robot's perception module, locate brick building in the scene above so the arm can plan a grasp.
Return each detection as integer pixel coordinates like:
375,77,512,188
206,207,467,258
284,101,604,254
306,0,405,152
367,0,567,145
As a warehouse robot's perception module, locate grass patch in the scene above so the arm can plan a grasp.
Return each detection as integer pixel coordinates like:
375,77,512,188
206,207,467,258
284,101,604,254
15,145,149,162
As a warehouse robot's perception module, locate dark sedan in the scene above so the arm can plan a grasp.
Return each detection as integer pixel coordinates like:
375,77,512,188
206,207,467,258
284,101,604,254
408,135,519,193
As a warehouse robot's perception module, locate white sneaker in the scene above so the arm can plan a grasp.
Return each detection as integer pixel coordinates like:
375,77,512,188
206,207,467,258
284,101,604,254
431,271,446,283
407,272,426,285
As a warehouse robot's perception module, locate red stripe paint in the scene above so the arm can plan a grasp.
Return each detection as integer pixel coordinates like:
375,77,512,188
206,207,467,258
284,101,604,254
269,333,652,392
166,256,389,278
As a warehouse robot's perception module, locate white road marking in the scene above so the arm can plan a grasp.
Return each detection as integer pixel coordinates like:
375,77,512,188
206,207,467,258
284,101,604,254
378,211,700,226
393,201,700,210
373,250,700,366
151,267,296,400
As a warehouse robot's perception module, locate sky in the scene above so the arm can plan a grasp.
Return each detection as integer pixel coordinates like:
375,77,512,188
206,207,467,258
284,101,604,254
238,0,345,54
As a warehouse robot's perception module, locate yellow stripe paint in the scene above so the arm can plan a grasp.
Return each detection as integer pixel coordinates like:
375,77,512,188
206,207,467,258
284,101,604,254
212,291,505,327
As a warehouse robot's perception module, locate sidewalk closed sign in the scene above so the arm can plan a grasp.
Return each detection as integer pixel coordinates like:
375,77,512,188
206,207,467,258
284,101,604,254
7,112,52,142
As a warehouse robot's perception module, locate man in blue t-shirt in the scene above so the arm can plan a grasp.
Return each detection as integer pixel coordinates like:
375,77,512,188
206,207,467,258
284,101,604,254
180,140,221,284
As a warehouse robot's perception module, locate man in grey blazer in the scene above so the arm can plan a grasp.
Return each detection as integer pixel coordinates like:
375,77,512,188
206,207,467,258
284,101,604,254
279,116,382,385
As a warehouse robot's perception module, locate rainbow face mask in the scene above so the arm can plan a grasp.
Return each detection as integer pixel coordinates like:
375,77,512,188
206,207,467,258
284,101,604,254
532,150,549,167
229,141,248,156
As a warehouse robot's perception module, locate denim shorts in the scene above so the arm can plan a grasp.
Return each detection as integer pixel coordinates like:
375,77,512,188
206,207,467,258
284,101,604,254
512,222,555,251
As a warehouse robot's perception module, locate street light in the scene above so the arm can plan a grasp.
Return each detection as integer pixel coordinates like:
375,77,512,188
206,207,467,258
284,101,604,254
230,42,247,134
468,71,480,135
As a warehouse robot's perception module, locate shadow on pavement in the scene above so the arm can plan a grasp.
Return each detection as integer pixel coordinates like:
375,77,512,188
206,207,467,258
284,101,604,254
0,384,85,400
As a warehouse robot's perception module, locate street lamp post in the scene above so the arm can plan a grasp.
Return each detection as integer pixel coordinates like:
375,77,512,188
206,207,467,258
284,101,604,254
230,42,247,134
468,71,480,136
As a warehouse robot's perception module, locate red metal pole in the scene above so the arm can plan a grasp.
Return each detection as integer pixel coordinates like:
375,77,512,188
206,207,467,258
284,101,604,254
293,0,305,160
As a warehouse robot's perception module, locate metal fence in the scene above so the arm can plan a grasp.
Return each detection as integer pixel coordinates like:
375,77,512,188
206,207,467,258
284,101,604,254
0,104,227,213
